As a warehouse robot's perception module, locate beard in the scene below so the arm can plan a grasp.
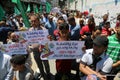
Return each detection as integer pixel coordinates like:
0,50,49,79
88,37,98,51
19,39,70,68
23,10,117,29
116,31,120,40
116,31,120,36
117,30,120,35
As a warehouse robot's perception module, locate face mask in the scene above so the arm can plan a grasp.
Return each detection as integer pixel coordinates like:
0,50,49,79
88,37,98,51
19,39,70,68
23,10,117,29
12,39,18,42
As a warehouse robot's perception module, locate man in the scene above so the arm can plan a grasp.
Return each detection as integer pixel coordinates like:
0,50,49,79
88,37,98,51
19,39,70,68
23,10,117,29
45,15,56,37
80,35,113,80
29,15,46,31
68,16,80,40
53,16,66,40
29,15,50,80
0,44,13,80
106,26,120,74
84,26,102,49
67,16,81,79
99,14,109,28
0,21,15,44
80,17,95,40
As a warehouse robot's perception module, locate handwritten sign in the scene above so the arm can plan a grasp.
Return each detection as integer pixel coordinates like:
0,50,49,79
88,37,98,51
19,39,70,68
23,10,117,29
40,41,85,60
0,43,27,55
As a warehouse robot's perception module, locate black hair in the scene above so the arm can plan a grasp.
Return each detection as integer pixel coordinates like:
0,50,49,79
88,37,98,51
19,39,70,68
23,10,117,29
57,16,66,22
59,22,69,31
105,22,110,25
67,16,75,22
117,14,120,20
94,26,102,31
10,54,28,65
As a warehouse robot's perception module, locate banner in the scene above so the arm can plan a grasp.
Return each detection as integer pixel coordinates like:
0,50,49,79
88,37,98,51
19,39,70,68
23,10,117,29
14,30,49,45
0,43,27,55
40,41,85,60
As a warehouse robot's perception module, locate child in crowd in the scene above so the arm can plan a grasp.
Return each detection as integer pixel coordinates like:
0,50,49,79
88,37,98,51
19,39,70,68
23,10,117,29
10,54,34,80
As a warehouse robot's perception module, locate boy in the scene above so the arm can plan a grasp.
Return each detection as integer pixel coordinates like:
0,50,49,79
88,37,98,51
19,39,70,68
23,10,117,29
10,54,34,80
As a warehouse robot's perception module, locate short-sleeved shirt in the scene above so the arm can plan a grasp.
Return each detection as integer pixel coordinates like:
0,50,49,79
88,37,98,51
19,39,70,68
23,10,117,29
106,34,120,63
81,49,113,73
80,25,94,36
102,27,111,36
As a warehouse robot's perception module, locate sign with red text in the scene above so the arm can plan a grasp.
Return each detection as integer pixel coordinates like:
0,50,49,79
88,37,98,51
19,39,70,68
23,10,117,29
0,43,27,55
14,30,49,45
40,41,85,60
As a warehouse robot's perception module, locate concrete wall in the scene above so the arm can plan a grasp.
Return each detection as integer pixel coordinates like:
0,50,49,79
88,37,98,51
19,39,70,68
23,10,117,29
68,0,120,27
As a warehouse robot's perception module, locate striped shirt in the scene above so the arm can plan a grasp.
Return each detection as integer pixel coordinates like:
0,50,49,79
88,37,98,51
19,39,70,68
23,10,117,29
106,34,120,63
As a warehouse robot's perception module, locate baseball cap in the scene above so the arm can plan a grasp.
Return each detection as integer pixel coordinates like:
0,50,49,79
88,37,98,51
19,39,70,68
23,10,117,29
93,35,108,47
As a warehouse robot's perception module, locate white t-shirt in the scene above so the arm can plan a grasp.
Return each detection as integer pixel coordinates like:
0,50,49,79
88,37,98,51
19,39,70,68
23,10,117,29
80,49,113,80
81,49,113,73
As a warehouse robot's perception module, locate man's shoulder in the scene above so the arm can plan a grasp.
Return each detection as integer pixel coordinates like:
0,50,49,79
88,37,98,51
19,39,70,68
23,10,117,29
3,53,11,59
81,25,89,30
82,49,93,57
108,34,116,40
86,49,93,54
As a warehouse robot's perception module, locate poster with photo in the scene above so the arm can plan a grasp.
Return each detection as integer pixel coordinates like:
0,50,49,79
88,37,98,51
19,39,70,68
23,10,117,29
14,30,49,45
0,43,27,55
40,41,85,60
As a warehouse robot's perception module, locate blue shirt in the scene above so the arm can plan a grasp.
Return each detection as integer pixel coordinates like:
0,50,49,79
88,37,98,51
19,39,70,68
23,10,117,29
69,25,80,40
45,21,56,36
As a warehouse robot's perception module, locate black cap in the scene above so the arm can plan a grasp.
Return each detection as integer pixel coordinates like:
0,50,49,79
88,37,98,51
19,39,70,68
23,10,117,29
93,35,108,47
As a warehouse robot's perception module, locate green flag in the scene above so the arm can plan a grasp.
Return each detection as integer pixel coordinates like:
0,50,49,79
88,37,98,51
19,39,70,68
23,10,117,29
33,5,39,13
0,4,5,21
26,4,31,12
14,6,20,15
17,0,30,28
39,5,42,13
46,2,51,13
12,0,18,3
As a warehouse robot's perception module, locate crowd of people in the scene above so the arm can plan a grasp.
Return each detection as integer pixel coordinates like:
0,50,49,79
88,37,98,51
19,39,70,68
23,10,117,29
0,9,120,80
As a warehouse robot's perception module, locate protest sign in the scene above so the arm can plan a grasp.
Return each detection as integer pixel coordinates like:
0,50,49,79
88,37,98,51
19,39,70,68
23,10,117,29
14,30,49,45
0,43,27,55
40,41,85,60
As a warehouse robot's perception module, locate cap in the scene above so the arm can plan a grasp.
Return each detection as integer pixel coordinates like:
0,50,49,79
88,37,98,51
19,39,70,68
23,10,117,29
48,15,54,19
93,35,108,47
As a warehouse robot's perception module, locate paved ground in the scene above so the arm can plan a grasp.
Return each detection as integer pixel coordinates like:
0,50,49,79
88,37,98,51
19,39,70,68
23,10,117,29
30,53,56,80
30,53,78,80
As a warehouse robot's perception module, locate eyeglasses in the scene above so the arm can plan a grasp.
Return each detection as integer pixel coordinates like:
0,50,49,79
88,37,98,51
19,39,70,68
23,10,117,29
30,19,38,23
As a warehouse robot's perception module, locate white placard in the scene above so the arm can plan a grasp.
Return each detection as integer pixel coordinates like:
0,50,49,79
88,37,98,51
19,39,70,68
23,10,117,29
0,43,27,55
14,30,49,45
40,41,85,60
